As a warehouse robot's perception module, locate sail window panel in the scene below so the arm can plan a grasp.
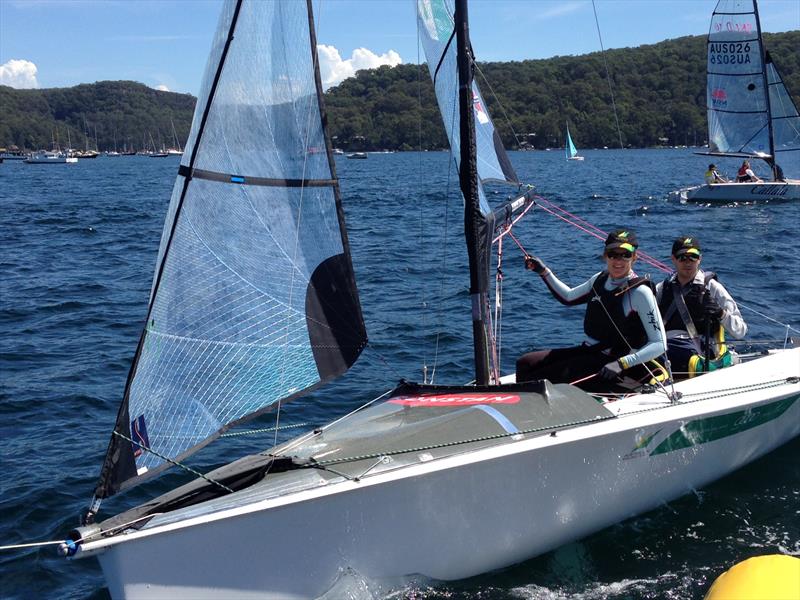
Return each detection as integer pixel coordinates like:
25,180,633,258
416,0,517,188
128,179,346,474
181,0,238,169
709,110,770,155
191,0,330,181
150,176,187,302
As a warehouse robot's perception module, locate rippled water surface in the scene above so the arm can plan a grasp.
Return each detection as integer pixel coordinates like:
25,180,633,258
1,149,798,599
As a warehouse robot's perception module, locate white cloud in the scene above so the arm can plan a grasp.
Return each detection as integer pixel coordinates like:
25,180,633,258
318,45,402,90
537,2,583,20
0,59,39,89
155,84,170,92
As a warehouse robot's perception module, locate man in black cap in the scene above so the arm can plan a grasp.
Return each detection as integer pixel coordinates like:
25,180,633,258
656,236,747,378
704,163,726,184
516,229,667,391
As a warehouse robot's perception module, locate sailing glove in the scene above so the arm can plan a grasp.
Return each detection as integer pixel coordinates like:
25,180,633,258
524,255,547,274
599,360,624,381
702,295,724,320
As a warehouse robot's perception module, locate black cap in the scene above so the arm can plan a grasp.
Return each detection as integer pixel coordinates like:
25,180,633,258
708,163,716,169
672,235,702,257
604,229,638,253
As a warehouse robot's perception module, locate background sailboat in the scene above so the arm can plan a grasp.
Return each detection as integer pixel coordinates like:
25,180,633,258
565,122,584,160
680,0,799,202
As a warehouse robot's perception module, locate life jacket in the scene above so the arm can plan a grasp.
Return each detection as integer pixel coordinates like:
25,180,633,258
583,273,652,355
658,272,720,338
736,165,751,182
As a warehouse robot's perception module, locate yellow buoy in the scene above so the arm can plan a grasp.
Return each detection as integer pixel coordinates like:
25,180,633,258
705,554,800,600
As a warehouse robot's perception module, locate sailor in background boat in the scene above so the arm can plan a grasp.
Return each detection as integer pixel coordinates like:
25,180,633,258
736,160,762,183
656,236,747,379
704,163,727,184
516,230,667,392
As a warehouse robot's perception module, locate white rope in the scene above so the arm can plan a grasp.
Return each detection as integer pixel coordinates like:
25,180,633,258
0,540,64,551
737,301,800,334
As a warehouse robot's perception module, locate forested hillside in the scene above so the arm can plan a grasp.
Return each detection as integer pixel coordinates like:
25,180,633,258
325,31,799,150
0,81,195,152
1,31,797,152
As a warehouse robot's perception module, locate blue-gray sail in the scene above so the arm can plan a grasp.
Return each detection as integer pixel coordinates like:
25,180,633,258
416,0,519,192
95,0,366,498
765,52,800,157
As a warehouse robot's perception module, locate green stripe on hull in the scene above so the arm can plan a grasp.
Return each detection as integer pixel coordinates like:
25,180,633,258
650,395,799,456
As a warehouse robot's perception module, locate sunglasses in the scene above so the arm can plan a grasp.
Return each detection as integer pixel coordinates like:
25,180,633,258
676,254,700,262
606,251,633,260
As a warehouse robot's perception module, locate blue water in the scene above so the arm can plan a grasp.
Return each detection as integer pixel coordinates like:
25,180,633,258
1,150,798,599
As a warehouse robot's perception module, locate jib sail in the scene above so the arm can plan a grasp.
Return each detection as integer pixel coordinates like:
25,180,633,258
94,0,366,500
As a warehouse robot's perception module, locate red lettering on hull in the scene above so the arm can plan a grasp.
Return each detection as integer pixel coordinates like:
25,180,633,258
390,393,521,406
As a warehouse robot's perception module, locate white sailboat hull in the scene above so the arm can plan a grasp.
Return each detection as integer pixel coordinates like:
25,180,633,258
567,156,584,161
24,155,78,164
677,180,800,203
77,349,800,599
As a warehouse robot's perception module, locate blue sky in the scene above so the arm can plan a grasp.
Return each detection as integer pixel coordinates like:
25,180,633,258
1,0,798,95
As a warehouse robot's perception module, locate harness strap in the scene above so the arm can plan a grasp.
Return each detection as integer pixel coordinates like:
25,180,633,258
671,284,703,353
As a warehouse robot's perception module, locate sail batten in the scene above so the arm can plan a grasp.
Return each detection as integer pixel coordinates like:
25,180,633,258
93,0,366,500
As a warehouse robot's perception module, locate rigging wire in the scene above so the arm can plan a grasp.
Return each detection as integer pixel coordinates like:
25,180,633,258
417,11,430,384
591,0,625,150
473,62,524,148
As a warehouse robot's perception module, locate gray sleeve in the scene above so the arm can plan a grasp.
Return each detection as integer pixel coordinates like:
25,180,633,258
618,286,668,369
708,279,747,339
540,271,600,304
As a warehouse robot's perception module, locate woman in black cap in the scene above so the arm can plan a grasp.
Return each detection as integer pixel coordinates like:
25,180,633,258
516,229,667,392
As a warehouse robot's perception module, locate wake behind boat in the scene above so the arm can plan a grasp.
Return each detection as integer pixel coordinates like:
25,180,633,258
675,0,800,203
60,1,800,598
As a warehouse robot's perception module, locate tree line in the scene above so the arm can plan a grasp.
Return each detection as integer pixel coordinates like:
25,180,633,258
1,31,797,152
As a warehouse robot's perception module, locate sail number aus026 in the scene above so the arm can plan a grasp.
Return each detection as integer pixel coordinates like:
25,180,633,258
708,43,755,66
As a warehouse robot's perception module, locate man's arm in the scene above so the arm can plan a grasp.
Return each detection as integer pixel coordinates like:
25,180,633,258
708,280,747,339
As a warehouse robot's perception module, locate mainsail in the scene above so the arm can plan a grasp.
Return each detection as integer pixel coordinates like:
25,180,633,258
93,0,366,500
706,0,771,156
705,0,800,161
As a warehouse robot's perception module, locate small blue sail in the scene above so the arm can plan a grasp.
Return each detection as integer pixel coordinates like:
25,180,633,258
566,124,579,159
95,0,366,497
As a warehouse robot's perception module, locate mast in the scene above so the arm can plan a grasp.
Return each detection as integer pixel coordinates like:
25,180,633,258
455,0,491,385
753,0,777,180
